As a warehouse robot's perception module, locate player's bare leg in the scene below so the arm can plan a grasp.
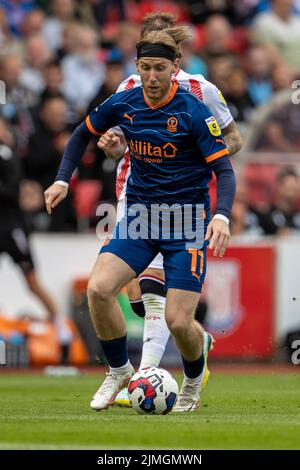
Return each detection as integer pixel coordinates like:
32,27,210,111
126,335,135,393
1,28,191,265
165,289,209,412
166,289,203,359
87,252,136,410
114,266,168,407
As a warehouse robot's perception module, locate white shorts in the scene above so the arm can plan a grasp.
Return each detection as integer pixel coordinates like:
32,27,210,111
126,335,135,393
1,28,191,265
116,198,164,270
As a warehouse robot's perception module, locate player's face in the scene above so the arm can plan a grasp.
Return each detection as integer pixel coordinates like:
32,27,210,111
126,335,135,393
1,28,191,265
137,58,176,104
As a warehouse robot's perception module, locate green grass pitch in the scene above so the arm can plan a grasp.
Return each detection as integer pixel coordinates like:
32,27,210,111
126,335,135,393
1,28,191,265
0,372,299,450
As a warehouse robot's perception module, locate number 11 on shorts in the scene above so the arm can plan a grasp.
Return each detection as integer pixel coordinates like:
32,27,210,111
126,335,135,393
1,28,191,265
188,249,204,281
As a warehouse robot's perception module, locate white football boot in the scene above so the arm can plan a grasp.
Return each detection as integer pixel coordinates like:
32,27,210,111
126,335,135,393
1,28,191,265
90,364,134,411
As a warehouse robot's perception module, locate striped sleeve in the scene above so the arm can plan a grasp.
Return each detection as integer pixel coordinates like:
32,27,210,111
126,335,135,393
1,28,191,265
116,75,140,93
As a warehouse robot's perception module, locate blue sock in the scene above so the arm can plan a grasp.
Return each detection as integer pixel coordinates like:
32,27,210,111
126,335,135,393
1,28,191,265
100,335,128,368
181,353,205,379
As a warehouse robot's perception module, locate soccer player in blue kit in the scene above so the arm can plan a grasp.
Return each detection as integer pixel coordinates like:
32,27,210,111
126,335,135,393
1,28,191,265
44,26,236,412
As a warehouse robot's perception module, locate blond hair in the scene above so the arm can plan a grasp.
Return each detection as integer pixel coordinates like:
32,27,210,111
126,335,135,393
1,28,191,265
141,12,177,37
137,26,191,60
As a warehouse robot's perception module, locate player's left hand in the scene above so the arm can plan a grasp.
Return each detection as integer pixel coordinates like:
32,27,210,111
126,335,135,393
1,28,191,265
205,218,230,257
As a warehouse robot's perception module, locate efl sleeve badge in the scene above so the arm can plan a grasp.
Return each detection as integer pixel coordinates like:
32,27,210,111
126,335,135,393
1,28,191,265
205,116,222,136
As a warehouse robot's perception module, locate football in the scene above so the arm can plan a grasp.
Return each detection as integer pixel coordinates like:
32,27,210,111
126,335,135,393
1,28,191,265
128,367,178,415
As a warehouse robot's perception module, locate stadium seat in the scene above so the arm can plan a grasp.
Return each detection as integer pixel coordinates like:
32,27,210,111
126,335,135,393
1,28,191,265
73,180,103,231
138,1,188,23
244,164,277,208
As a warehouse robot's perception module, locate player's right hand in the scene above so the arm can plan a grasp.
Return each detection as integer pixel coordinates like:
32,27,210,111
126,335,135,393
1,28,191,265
44,183,68,215
205,218,230,258
97,130,126,160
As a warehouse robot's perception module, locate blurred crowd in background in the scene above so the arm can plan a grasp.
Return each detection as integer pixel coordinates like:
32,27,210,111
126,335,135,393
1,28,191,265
1,0,300,237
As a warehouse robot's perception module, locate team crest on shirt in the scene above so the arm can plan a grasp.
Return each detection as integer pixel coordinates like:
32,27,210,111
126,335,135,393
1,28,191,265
205,116,221,136
166,117,178,133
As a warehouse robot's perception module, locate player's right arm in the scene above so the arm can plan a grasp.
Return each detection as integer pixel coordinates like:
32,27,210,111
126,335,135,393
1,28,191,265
44,96,116,214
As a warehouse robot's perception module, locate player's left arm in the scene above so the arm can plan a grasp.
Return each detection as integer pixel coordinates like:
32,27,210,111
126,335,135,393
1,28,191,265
204,83,243,156
221,121,243,156
191,102,236,257
205,156,236,257
45,97,117,214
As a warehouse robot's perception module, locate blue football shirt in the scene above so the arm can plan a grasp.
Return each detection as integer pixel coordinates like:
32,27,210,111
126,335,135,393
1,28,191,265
86,82,228,206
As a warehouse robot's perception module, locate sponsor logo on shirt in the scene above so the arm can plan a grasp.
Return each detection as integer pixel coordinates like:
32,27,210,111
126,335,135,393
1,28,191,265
129,140,177,160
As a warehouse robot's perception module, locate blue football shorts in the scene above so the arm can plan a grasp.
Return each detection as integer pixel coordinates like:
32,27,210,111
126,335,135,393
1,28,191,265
100,212,208,293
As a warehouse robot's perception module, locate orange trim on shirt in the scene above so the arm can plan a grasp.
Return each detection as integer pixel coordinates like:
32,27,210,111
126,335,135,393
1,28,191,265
85,115,102,136
205,148,228,163
143,82,179,109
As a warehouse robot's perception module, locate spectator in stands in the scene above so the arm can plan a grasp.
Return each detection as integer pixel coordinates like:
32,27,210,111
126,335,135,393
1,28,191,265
21,9,45,38
252,0,300,72
256,93,300,152
20,33,53,98
43,0,77,53
180,37,207,77
0,7,9,46
208,52,238,93
0,7,23,56
55,21,82,63
256,167,300,235
24,96,76,231
76,0,98,29
246,45,273,106
224,68,255,123
83,56,125,202
111,22,139,77
0,53,34,151
0,0,36,37
90,0,126,26
230,181,264,238
24,96,70,190
61,25,105,115
186,0,231,24
271,63,295,92
38,59,77,126
186,0,268,25
40,59,64,101
87,56,125,113
201,15,234,64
